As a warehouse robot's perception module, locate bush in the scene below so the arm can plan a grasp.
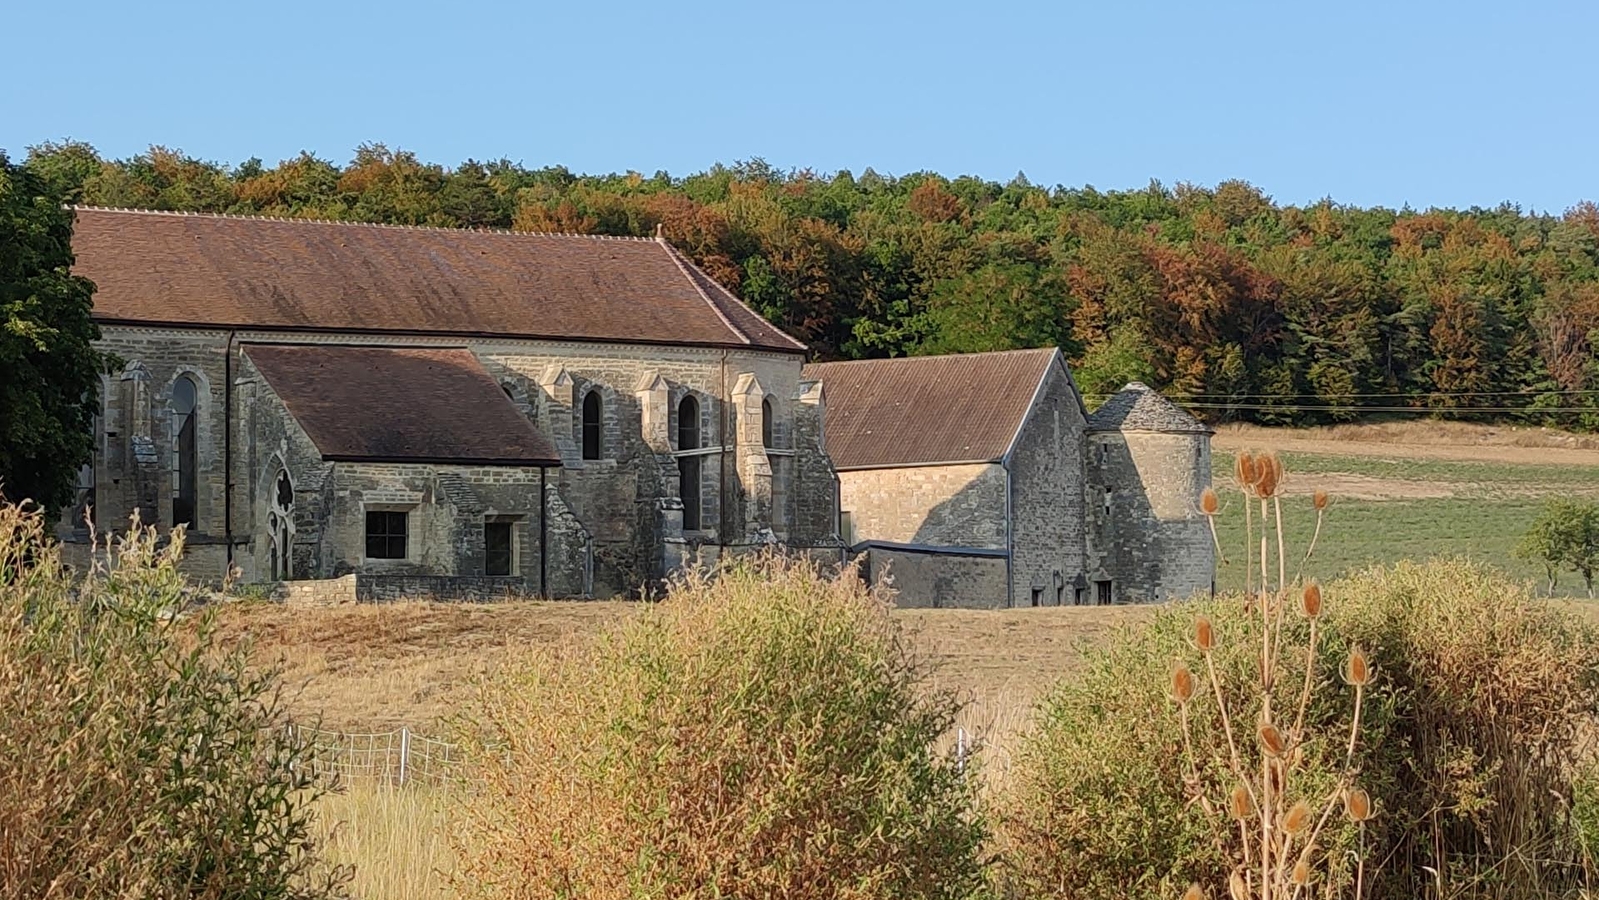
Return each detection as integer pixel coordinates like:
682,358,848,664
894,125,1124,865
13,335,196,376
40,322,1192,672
0,502,347,898
997,558,1599,900
453,555,988,900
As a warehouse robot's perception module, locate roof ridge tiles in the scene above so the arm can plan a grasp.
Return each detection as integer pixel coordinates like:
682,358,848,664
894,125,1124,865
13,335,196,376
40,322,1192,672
67,205,662,242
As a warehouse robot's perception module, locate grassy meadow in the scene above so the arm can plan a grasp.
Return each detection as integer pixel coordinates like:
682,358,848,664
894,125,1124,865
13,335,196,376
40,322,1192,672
1210,427,1599,597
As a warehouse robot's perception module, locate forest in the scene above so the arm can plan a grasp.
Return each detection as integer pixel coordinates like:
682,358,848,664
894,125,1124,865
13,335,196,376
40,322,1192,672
21,140,1599,426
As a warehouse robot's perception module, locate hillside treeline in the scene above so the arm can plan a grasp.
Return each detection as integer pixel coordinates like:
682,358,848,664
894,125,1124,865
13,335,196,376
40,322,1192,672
23,141,1599,425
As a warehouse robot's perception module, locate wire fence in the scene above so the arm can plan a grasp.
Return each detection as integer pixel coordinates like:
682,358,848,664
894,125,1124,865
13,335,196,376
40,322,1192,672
282,724,977,789
286,725,460,787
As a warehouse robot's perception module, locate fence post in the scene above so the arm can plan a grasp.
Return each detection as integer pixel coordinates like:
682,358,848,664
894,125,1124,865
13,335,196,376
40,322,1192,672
398,727,410,786
956,726,968,775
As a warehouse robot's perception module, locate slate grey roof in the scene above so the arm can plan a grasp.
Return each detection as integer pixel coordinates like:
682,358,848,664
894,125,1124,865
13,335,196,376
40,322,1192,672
1086,382,1210,434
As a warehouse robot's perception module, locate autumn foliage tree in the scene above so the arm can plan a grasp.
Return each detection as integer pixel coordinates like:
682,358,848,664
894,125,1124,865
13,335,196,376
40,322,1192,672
21,140,1599,428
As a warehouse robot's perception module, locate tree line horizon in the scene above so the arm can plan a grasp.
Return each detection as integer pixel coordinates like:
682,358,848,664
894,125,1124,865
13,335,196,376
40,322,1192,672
21,139,1599,429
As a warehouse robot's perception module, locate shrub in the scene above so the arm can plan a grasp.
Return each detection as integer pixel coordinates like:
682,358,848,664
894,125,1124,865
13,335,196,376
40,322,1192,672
0,502,348,898
453,555,988,900
997,557,1599,900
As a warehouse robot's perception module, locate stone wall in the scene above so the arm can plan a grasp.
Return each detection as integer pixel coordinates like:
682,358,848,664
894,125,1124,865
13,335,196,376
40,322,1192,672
82,326,837,598
838,463,1007,550
1005,357,1089,607
856,544,1010,610
61,328,239,581
1085,430,1215,603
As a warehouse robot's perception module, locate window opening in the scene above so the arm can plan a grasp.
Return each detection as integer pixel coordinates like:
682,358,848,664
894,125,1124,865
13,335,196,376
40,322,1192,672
366,510,408,560
581,390,603,460
171,376,198,527
485,521,514,576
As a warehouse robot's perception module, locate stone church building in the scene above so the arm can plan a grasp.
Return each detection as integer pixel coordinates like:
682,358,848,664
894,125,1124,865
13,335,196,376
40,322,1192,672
58,206,1211,605
806,349,1214,608
60,207,839,599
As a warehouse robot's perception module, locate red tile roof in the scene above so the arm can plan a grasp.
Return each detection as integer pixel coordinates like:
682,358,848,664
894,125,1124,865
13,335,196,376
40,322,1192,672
803,348,1061,469
71,207,805,353
245,344,561,466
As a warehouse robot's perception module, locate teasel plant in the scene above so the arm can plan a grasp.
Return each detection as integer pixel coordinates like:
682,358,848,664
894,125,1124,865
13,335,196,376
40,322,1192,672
1177,451,1375,900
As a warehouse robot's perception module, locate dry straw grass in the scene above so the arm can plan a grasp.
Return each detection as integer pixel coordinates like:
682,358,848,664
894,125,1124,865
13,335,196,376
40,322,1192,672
314,784,457,900
450,554,988,900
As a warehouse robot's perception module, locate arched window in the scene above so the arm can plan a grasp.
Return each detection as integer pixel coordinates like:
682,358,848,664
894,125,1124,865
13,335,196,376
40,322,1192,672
678,394,701,530
501,382,516,399
581,390,602,460
269,469,294,581
761,396,774,449
171,375,198,527
72,385,100,533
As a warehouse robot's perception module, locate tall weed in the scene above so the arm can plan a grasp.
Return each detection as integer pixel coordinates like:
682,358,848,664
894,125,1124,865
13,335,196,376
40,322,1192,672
453,554,988,900
0,501,347,898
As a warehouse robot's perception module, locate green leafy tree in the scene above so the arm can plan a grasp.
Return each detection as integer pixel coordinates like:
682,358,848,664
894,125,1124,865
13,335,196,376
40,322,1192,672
1517,498,1599,596
0,152,103,515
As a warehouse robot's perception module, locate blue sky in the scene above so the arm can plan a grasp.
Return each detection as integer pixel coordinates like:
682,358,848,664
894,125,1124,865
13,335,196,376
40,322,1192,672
3,0,1594,212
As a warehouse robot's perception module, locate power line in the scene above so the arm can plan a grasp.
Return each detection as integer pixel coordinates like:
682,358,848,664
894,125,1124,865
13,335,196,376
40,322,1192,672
1179,402,1598,414
1082,388,1599,399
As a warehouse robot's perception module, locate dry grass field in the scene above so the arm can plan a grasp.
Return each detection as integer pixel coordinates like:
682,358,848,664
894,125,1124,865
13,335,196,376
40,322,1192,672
213,600,1154,899
214,421,1599,898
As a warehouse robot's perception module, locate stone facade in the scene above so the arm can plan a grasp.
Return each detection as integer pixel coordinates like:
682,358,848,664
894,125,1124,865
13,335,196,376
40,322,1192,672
1084,430,1215,603
60,327,842,598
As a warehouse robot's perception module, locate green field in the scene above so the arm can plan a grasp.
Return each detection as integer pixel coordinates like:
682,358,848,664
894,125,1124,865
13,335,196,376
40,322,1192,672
1209,450,1599,597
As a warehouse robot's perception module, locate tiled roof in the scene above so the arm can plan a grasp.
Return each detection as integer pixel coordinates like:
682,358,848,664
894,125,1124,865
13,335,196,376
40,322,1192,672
71,207,805,353
1086,382,1210,433
803,348,1061,469
245,344,562,466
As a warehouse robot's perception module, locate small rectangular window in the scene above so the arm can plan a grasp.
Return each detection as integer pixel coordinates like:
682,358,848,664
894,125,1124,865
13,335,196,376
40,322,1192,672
1096,580,1113,605
485,521,514,576
365,510,408,560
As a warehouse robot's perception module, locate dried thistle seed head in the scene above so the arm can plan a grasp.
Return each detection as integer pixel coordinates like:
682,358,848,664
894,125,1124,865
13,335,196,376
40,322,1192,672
1228,868,1248,900
1194,616,1216,652
1345,645,1373,686
1291,857,1311,886
1200,487,1220,516
1254,451,1283,499
1300,581,1323,619
1183,884,1205,900
1234,451,1257,492
1345,787,1374,822
1171,661,1196,705
1228,782,1254,820
1282,800,1311,835
1257,720,1287,757
1313,488,1330,511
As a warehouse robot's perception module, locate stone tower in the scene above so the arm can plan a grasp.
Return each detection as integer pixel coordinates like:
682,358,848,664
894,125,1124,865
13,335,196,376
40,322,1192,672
1084,382,1214,603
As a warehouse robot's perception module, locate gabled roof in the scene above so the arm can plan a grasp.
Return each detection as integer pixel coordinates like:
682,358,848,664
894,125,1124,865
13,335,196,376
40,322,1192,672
1086,382,1210,434
803,348,1061,470
246,344,562,466
70,207,805,354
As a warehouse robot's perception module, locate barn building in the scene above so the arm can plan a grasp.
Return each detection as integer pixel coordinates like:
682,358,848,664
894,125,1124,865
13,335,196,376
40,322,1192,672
805,350,1214,607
